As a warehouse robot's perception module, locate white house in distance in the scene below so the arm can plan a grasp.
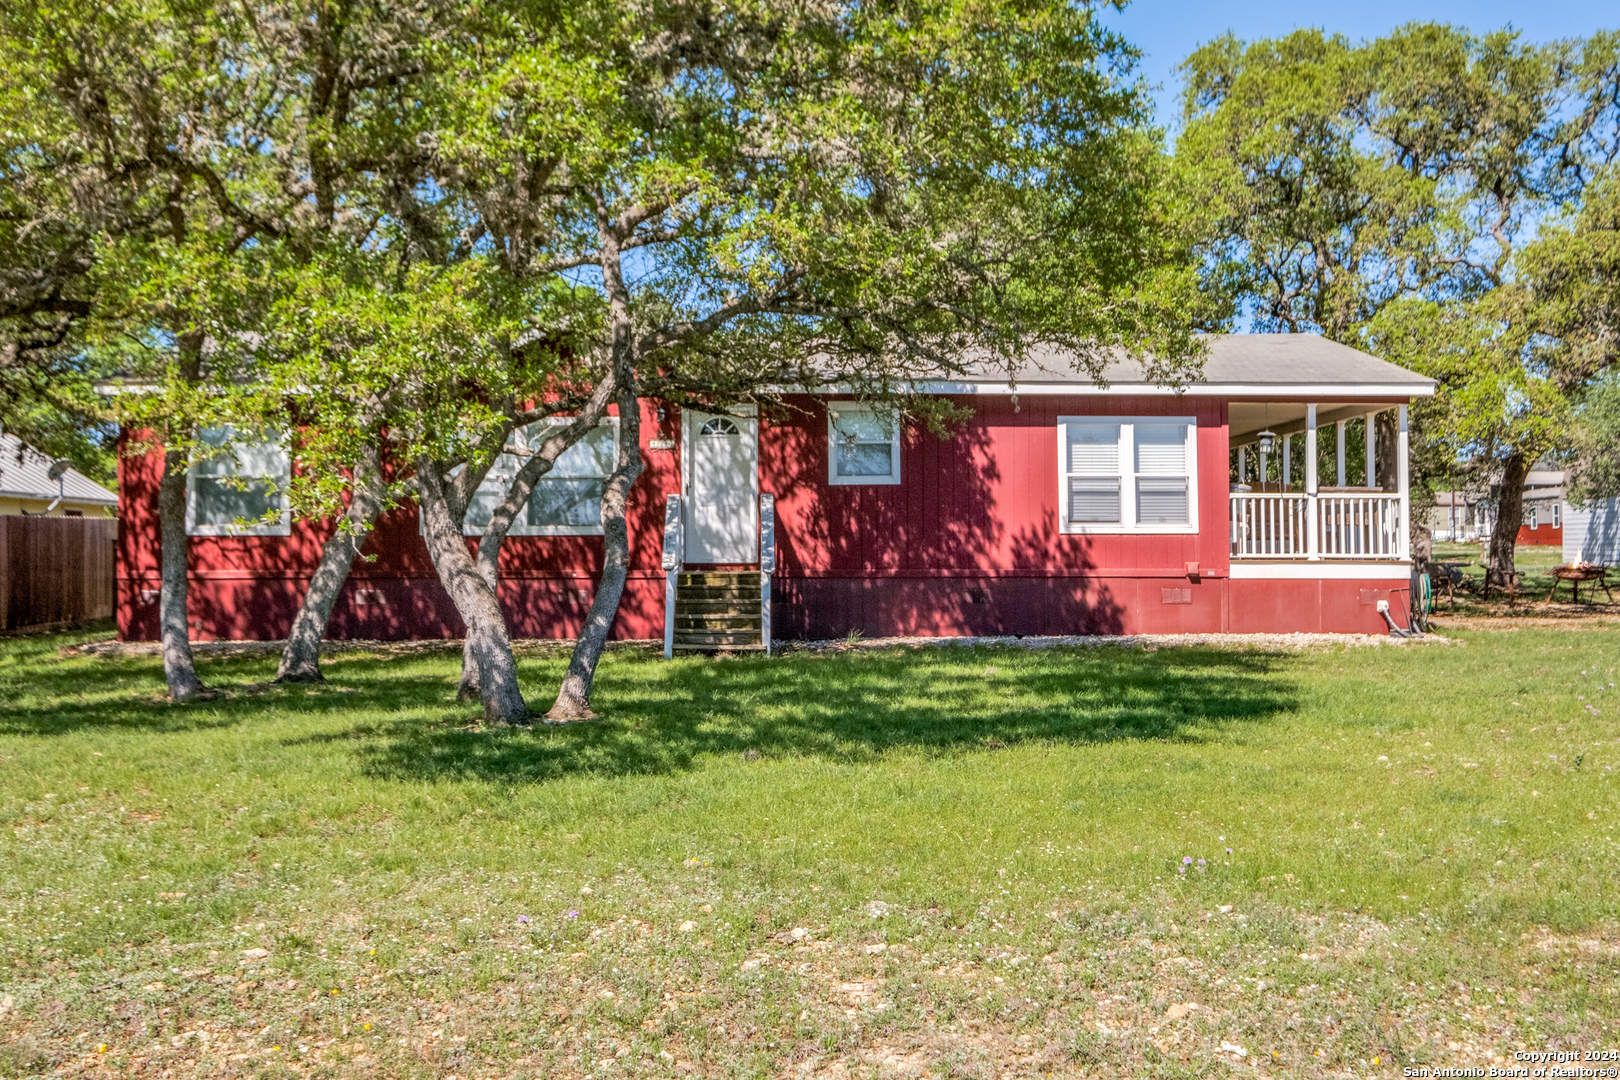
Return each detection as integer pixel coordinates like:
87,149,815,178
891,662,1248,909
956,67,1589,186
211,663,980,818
1564,497,1620,567
0,433,118,517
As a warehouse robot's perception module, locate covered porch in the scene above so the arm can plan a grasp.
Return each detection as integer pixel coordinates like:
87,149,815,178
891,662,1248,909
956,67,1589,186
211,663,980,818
1228,402,1411,561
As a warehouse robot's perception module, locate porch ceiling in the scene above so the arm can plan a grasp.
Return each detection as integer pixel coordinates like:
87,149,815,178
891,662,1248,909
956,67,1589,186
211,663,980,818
1229,402,1396,444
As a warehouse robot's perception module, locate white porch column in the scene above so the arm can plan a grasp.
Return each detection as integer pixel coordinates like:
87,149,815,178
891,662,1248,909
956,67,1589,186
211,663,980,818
1365,411,1378,489
1259,446,1269,489
1335,420,1347,487
1306,405,1320,560
1397,405,1410,560
1237,445,1247,484
1281,433,1292,491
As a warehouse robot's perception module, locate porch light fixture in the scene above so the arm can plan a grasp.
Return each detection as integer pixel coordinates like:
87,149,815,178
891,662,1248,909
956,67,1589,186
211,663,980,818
1257,428,1277,455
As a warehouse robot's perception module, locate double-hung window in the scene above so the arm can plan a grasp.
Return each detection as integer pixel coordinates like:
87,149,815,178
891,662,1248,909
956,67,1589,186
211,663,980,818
186,426,291,536
461,418,619,536
1057,416,1197,533
827,405,901,486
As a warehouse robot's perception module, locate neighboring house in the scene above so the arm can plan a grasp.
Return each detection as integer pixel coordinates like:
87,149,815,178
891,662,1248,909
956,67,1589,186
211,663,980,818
1517,471,1564,547
1427,489,1490,543
1563,498,1620,567
1425,470,1565,546
115,334,1436,644
0,433,118,517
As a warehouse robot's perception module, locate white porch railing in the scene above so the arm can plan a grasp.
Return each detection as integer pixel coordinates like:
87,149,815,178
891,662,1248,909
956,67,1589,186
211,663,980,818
1230,492,1405,560
1317,494,1403,558
1229,493,1311,557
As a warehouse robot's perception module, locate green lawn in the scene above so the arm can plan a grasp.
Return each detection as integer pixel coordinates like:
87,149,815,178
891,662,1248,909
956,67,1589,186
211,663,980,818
1,624,1617,1078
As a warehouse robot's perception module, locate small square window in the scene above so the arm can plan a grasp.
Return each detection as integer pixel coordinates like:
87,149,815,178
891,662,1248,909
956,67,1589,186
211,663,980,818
828,406,901,485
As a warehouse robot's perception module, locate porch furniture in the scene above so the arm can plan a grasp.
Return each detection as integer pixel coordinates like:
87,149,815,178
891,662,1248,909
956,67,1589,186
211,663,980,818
1548,565,1613,604
1433,561,1465,602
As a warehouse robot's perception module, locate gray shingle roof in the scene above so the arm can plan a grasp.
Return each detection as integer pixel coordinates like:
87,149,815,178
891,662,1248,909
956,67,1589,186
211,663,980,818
949,333,1435,391
0,433,118,506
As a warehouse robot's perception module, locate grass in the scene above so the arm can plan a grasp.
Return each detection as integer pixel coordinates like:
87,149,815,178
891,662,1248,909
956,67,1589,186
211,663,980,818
1,622,1618,1078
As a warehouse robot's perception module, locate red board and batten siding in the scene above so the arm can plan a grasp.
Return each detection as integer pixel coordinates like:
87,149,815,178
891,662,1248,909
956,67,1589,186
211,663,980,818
116,393,1401,642
117,399,679,642
764,393,1230,638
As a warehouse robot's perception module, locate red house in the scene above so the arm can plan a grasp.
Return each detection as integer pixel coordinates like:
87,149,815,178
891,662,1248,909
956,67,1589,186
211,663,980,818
115,334,1435,647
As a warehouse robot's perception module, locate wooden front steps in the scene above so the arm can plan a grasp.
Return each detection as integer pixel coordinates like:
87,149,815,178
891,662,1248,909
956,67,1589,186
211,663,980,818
673,571,763,651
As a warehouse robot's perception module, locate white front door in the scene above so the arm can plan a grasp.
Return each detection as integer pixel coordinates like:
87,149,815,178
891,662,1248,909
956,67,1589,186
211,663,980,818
684,407,758,563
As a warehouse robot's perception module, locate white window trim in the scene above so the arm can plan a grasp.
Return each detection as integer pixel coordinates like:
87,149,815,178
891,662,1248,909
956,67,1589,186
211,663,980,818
185,430,291,537
462,416,621,537
1056,415,1198,535
827,404,902,486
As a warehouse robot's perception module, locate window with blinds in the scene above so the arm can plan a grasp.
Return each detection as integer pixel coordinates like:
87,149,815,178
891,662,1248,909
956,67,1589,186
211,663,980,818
1134,424,1189,524
186,427,291,536
1058,417,1196,532
828,405,901,485
1067,423,1121,523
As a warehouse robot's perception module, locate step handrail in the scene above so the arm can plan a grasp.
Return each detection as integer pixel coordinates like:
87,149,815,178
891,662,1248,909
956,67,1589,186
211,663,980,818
662,493,683,658
760,493,775,655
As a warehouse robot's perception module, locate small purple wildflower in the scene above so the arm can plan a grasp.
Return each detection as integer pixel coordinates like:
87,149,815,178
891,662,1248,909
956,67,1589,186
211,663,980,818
1198,859,1206,866
565,910,579,920
1183,856,1194,865
1178,865,1187,874
1226,847,1233,854
517,915,529,924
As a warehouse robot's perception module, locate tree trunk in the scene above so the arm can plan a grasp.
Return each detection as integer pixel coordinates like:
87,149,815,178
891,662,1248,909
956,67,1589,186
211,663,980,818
1375,413,1397,493
1487,451,1530,591
546,385,643,721
1411,521,1434,574
457,377,620,701
544,210,645,722
158,445,204,701
276,439,388,682
416,456,530,724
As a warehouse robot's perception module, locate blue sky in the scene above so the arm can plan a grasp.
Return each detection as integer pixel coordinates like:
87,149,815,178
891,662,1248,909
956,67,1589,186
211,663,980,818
1101,0,1620,131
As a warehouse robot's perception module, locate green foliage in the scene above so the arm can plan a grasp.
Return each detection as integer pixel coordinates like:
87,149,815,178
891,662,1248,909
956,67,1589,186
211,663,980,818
1180,24,1620,519
440,0,1209,396
1571,374,1620,505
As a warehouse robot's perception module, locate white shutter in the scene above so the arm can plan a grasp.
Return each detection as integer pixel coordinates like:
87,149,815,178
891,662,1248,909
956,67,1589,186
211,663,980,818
1068,424,1120,475
1135,425,1187,475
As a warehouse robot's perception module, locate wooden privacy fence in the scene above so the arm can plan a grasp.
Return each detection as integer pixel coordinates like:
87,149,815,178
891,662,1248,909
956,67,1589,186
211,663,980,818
0,515,117,631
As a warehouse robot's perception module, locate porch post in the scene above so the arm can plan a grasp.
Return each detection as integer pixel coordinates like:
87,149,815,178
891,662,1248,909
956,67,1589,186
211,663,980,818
1365,411,1378,489
1281,433,1292,491
1259,445,1269,490
1397,405,1411,560
1306,405,1320,560
1237,445,1247,485
1335,420,1347,487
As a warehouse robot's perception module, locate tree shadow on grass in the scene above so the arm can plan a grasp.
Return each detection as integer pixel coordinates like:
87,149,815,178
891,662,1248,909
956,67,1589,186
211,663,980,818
354,645,1303,785
0,645,468,738
2,634,1302,785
